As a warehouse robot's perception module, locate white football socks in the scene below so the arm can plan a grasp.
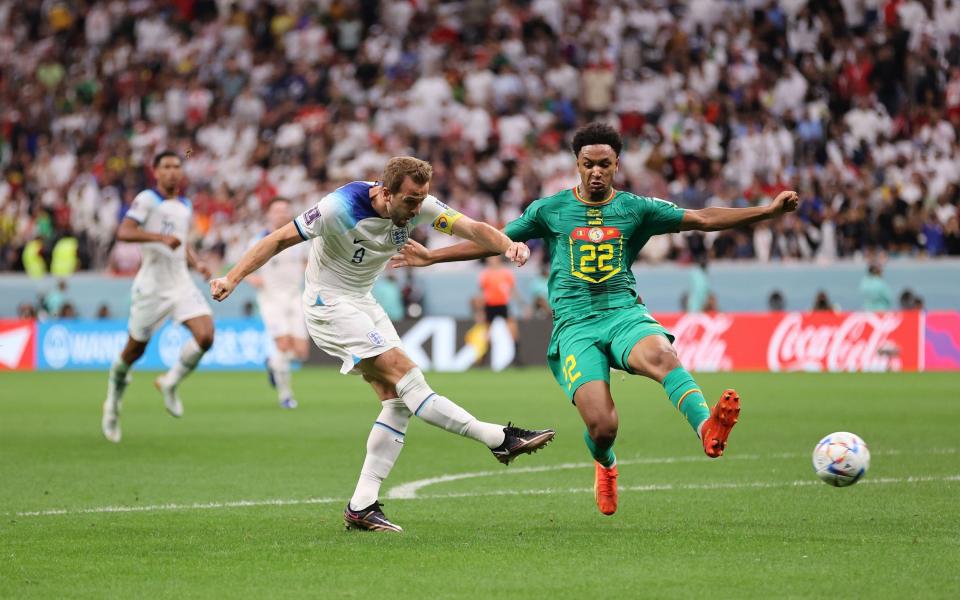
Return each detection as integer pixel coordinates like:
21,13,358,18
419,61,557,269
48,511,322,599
395,368,505,449
107,357,130,405
349,399,411,511
162,338,205,387
269,351,293,401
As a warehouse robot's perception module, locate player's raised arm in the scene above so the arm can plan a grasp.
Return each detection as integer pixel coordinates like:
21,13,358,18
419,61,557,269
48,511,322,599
680,190,800,232
211,222,303,301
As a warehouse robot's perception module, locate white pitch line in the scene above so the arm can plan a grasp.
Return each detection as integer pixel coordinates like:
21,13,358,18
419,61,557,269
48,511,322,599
385,447,955,499
10,474,960,519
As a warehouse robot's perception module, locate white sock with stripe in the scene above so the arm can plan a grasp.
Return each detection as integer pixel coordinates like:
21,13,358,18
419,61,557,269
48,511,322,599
162,338,205,387
349,399,411,511
395,368,505,449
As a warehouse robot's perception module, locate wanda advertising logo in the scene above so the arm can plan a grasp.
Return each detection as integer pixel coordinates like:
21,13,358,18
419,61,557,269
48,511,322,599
657,311,920,373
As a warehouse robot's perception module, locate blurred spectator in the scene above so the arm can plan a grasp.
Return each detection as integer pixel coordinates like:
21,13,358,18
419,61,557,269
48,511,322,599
860,264,894,311
59,302,78,319
768,290,786,311
373,272,405,322
685,259,710,313
527,263,551,319
0,0,958,276
478,255,519,343
43,280,70,317
96,303,112,320
16,302,37,319
242,301,256,318
812,290,838,312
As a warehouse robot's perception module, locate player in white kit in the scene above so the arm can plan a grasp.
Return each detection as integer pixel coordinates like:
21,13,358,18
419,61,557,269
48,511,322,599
101,151,215,443
247,197,309,409
211,157,555,532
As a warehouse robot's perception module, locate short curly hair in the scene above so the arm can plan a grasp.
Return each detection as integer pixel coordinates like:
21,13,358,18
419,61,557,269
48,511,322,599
571,122,623,157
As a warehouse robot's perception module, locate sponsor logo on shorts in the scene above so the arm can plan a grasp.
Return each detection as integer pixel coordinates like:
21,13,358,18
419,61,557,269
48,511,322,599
367,330,386,346
304,206,321,225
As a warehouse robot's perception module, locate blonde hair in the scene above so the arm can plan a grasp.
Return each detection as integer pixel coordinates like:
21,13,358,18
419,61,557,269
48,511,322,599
381,156,433,193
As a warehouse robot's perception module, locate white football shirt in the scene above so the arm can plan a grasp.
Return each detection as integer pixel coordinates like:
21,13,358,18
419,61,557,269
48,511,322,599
125,188,193,292
292,181,463,305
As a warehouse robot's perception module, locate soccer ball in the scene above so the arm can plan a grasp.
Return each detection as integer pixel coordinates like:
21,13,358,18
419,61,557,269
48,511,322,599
812,432,870,487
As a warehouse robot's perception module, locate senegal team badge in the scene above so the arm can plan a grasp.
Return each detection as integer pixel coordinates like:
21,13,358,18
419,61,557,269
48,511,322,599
588,227,604,243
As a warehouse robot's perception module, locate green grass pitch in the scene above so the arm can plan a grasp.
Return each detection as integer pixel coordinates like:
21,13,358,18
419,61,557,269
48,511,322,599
2,369,959,598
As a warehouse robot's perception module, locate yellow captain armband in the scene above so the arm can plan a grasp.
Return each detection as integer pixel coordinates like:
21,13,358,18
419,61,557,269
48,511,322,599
432,208,463,235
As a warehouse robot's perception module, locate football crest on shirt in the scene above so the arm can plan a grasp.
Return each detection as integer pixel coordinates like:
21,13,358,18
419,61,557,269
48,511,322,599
367,330,386,346
571,226,621,242
391,227,408,246
588,227,604,243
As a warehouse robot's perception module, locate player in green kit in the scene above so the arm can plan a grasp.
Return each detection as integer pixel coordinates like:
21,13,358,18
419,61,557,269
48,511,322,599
392,123,800,515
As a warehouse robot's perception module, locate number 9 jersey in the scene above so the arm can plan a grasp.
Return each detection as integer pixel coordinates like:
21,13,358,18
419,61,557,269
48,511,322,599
504,187,684,321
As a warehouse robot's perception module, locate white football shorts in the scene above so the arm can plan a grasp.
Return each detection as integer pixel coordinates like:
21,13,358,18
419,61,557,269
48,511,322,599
303,295,402,374
258,293,308,340
128,281,212,342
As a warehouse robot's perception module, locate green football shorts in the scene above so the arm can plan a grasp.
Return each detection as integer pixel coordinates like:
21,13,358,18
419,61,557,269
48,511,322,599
547,304,674,402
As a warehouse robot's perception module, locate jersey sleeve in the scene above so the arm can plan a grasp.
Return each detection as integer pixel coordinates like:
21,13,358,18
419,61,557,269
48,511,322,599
635,196,685,235
125,191,159,224
293,195,339,240
504,201,547,242
415,195,464,235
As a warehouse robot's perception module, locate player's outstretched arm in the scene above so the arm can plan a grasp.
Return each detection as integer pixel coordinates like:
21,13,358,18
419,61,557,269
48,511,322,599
680,190,800,232
391,238,491,268
450,216,530,266
116,217,180,250
211,222,302,302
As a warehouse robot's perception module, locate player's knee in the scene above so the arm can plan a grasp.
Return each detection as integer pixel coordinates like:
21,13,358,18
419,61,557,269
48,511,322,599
642,344,680,375
196,331,214,351
588,420,618,447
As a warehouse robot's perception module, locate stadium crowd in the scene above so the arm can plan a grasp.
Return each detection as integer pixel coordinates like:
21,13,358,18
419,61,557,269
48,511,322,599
1,0,960,278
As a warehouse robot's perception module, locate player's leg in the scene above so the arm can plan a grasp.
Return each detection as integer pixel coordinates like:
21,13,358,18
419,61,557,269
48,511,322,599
155,314,214,417
360,348,554,464
269,335,297,408
344,375,409,532
102,335,149,443
102,293,171,442
547,321,619,514
573,381,620,516
622,329,740,458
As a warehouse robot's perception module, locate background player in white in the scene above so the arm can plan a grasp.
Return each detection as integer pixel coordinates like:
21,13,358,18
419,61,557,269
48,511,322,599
210,157,555,532
247,196,309,409
101,151,215,443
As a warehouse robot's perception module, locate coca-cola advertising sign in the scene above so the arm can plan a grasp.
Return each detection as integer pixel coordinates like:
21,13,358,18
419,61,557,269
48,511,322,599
656,311,921,373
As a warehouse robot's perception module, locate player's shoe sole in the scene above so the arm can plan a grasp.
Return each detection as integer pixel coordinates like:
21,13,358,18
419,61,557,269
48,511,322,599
594,462,618,515
491,424,556,465
343,502,403,532
701,389,740,458
155,377,184,418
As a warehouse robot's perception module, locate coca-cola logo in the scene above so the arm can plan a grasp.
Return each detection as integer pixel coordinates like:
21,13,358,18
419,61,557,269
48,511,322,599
670,314,734,372
767,312,904,372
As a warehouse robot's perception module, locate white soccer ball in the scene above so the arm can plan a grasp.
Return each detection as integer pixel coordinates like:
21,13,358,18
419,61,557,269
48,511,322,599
812,432,870,487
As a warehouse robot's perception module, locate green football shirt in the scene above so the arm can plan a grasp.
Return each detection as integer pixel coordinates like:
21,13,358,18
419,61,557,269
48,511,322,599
504,187,684,319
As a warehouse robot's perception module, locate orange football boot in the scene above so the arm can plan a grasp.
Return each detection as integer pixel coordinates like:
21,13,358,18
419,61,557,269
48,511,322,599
594,462,619,515
700,389,740,458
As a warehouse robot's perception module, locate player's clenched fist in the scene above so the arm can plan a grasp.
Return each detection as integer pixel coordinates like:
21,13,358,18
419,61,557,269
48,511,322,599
505,241,530,266
770,190,800,215
210,277,236,302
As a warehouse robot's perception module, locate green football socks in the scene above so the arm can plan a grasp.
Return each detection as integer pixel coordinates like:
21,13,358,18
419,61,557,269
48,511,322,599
583,429,616,468
662,367,710,434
